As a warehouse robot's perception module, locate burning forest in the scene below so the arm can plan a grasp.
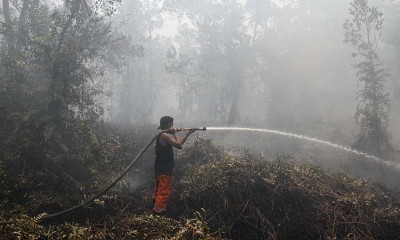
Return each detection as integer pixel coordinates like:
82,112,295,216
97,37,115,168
1,0,400,239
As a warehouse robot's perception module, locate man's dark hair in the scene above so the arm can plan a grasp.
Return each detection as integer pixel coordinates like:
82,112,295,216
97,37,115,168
158,116,174,130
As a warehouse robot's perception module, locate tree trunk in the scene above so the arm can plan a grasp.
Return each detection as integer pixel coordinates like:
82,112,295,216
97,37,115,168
50,0,82,114
2,0,15,54
15,0,29,54
227,70,242,125
227,55,242,125
227,87,240,125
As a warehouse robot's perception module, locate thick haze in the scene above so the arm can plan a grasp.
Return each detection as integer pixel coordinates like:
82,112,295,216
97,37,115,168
101,0,400,163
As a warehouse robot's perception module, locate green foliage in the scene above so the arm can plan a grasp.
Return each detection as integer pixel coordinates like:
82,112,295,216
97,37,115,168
343,0,394,159
0,0,124,122
0,111,128,213
0,0,129,221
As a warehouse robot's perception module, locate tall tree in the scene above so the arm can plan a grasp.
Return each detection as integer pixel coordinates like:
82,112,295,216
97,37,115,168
45,0,123,120
164,0,250,124
0,0,124,148
1,0,13,50
381,0,400,131
1,0,14,54
0,0,126,183
344,0,394,159
108,0,163,125
1,0,17,84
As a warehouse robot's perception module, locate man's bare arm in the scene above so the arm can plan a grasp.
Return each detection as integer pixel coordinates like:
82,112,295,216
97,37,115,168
161,129,196,149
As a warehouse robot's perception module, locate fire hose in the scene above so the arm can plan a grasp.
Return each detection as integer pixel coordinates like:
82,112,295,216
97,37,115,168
0,127,206,225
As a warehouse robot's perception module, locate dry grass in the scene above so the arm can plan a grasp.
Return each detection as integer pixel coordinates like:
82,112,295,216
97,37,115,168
1,137,400,239
173,139,400,239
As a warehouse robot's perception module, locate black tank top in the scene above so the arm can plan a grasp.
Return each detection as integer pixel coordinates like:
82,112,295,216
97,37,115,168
155,135,174,175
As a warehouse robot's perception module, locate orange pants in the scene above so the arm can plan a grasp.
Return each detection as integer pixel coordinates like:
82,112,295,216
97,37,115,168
152,175,173,213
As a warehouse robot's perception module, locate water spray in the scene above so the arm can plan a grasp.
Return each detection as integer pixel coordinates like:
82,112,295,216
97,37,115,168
207,127,400,170
1,125,396,226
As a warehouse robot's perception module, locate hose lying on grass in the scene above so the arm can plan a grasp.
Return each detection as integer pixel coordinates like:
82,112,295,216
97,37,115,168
0,130,167,225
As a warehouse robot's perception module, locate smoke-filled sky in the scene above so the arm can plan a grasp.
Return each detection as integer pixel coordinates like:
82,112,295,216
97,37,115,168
103,0,400,155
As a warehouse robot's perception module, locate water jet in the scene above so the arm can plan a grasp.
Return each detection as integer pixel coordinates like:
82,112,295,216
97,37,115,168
207,127,400,170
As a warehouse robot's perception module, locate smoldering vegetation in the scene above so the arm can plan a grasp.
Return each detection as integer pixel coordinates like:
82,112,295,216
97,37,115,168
2,136,400,239
1,0,400,239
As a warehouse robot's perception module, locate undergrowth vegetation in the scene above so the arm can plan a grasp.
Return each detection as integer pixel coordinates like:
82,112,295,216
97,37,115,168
0,212,217,240
176,154,400,239
1,135,400,239
1,116,126,211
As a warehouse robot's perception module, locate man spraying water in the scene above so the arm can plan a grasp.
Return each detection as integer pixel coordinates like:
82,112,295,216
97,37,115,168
152,116,198,214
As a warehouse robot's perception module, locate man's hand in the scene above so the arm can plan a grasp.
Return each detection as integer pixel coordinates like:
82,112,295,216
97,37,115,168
167,127,176,134
186,128,197,135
